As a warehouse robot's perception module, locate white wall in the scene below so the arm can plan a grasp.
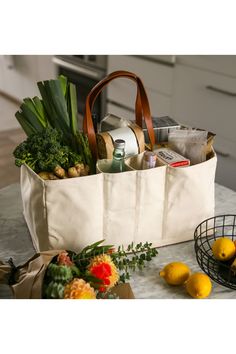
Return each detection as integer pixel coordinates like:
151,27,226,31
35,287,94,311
0,55,57,131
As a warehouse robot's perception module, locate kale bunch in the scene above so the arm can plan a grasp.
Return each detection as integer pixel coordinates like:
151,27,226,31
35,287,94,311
13,128,82,173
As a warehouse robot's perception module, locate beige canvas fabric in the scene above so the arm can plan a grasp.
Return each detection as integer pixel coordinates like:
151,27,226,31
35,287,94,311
20,151,217,252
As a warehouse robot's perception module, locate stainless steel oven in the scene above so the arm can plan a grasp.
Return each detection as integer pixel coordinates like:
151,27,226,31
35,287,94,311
53,55,107,129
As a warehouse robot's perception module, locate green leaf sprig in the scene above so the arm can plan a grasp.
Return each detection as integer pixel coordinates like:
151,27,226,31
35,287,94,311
72,240,158,284
72,240,113,270
111,242,158,283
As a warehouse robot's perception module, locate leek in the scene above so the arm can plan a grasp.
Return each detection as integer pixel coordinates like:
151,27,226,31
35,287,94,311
14,75,95,168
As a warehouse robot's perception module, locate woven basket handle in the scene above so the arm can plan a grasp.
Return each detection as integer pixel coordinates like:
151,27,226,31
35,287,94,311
83,70,155,159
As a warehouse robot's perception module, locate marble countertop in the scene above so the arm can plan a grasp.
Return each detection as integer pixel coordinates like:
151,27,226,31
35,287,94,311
1,182,236,299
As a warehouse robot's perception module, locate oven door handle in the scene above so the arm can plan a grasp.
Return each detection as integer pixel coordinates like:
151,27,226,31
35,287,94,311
52,57,104,80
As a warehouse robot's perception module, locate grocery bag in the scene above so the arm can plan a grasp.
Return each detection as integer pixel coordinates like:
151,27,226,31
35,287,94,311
21,70,217,252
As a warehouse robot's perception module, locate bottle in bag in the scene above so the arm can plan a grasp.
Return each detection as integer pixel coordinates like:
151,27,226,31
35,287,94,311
142,151,157,169
109,139,126,173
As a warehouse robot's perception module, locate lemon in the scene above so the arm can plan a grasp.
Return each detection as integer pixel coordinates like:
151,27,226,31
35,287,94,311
186,272,212,299
212,237,235,261
234,240,236,250
159,262,190,285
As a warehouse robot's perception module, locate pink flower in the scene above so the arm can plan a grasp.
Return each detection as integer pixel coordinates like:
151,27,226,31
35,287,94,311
57,252,73,266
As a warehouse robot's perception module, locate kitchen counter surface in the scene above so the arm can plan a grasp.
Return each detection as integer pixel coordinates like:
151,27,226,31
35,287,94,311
1,182,236,299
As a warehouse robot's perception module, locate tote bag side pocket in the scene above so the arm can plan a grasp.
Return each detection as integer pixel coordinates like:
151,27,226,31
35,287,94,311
134,166,167,246
21,164,49,252
162,152,217,245
44,173,104,252
125,152,167,246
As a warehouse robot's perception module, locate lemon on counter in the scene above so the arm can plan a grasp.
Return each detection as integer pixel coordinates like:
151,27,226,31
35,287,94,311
186,272,212,299
159,262,190,285
212,237,236,261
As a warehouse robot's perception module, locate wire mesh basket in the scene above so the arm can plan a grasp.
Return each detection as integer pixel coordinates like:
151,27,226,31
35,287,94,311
194,215,236,290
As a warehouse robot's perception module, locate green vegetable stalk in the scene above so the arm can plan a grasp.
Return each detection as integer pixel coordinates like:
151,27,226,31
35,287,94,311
14,75,95,172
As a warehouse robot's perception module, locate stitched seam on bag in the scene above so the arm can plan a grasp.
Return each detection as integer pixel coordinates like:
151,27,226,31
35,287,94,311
102,172,106,242
161,166,168,241
26,168,40,252
134,171,139,244
42,182,50,250
103,173,112,242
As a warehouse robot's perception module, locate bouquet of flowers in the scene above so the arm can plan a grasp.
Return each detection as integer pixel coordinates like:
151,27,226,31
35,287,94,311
43,240,158,299
0,240,158,299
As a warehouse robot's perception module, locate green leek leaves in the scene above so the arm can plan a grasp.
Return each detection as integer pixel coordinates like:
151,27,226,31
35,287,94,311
14,75,94,171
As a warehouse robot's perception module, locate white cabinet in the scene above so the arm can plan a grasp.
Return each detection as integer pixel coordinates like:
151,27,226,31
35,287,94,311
172,63,236,191
106,55,174,119
0,55,56,101
177,55,236,78
108,55,174,95
106,80,171,120
172,64,236,142
213,136,236,190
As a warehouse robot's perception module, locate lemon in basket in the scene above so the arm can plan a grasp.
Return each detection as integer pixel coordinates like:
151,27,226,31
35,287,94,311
186,273,212,299
234,240,236,251
159,262,190,285
212,237,236,261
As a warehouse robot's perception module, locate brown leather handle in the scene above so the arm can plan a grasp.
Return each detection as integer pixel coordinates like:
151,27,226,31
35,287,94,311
83,70,156,159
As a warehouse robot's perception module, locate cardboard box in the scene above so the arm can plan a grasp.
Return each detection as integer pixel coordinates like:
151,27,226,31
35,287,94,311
143,116,180,143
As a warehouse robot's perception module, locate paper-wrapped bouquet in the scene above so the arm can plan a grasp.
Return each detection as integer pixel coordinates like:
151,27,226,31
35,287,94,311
0,240,157,299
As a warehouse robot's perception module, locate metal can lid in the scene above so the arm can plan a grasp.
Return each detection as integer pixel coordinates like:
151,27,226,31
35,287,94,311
114,139,125,149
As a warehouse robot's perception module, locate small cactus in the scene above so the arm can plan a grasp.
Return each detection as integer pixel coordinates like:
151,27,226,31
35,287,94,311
44,281,65,299
47,263,74,283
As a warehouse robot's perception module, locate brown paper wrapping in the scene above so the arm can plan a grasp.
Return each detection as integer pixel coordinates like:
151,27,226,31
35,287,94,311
0,251,135,299
0,261,12,285
110,282,135,299
0,250,61,299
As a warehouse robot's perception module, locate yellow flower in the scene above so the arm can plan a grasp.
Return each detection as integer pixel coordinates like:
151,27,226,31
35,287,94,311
88,254,119,292
64,278,96,299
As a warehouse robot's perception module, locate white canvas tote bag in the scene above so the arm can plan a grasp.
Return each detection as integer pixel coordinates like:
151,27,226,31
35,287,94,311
20,71,217,252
